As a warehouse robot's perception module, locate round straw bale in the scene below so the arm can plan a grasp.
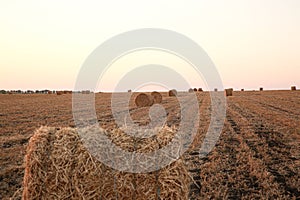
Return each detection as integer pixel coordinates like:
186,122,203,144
151,91,162,104
188,88,194,93
291,86,296,91
241,89,244,91
22,126,190,200
135,93,154,107
56,91,63,95
259,87,263,91
193,88,197,92
82,90,91,94
225,88,233,96
198,88,203,92
214,88,218,92
168,89,177,96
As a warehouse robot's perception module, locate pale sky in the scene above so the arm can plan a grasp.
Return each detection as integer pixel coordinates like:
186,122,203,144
0,0,299,91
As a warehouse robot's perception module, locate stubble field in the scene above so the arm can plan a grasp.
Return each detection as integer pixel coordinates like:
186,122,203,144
0,90,299,199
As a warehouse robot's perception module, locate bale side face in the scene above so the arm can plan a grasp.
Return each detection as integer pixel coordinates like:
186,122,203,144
135,93,153,107
168,89,177,96
225,88,233,96
22,126,190,200
151,91,163,104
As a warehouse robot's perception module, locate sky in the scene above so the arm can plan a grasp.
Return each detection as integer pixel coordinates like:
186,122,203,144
0,0,299,91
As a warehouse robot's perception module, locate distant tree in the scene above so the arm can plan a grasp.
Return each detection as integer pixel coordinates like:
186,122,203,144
0,90,7,94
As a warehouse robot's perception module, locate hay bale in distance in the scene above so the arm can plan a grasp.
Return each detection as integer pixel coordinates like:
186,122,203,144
82,90,91,94
241,89,244,91
22,126,190,200
128,89,132,93
291,86,296,91
168,89,177,96
188,88,194,93
56,91,63,95
259,87,263,91
225,88,233,96
198,88,203,92
135,93,154,107
214,88,218,92
150,91,162,104
193,88,197,92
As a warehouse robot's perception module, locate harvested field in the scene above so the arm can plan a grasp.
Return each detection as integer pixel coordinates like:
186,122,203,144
0,91,299,199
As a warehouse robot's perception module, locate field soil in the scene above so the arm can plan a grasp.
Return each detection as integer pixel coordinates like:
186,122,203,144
0,91,299,199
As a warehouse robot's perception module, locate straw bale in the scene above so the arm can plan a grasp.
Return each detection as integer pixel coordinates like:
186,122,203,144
135,93,154,107
168,89,177,97
151,91,163,104
22,126,190,200
225,88,233,96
